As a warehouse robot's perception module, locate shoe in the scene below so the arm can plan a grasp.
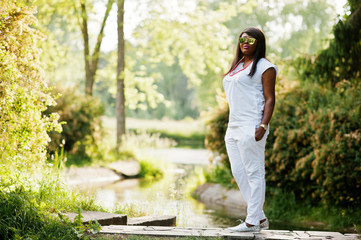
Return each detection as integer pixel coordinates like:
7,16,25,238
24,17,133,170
227,220,260,232
260,218,269,230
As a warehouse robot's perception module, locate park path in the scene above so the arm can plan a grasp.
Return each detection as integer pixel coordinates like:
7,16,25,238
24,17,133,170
100,225,359,239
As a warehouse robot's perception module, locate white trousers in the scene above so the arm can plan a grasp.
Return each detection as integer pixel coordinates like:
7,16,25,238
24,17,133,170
225,124,269,225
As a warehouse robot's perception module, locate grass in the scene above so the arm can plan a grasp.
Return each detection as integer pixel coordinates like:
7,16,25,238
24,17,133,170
135,129,206,149
0,165,104,239
264,188,361,233
102,117,206,149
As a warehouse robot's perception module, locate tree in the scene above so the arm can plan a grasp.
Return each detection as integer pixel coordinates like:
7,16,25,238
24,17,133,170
294,1,361,85
78,0,114,95
116,0,125,147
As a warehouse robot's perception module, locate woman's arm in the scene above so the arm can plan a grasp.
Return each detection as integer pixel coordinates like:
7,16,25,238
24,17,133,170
255,67,276,141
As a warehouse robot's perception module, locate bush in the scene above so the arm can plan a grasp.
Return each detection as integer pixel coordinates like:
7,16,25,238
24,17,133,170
138,159,164,180
45,87,105,159
204,164,235,189
0,2,104,239
266,80,361,207
0,0,60,171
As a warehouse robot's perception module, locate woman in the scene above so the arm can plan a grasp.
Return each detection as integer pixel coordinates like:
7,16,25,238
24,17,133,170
223,27,277,232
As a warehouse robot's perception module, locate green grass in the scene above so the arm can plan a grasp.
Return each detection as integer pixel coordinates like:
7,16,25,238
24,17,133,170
102,117,206,149
136,129,206,149
0,172,104,239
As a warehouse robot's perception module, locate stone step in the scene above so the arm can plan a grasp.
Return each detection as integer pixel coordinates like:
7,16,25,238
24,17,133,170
128,215,176,227
100,225,359,239
63,211,127,226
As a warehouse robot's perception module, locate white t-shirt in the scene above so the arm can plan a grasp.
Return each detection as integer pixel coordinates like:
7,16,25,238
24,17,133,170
223,58,278,126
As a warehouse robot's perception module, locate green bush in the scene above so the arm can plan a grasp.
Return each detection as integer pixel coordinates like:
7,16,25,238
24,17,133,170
266,80,361,207
0,3,104,239
204,164,235,189
45,87,105,159
0,0,60,171
138,159,164,180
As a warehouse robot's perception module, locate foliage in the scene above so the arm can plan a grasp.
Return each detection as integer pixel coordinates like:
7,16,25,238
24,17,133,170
95,48,166,117
293,3,361,86
0,0,60,170
45,86,105,159
0,3,105,239
138,159,164,180
204,164,235,189
30,0,339,120
266,80,361,207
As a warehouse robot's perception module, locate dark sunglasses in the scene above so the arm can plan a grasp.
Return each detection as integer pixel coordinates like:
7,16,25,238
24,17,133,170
239,37,256,45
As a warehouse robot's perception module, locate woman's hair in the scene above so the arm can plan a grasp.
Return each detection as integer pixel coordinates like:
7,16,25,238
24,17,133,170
225,27,266,77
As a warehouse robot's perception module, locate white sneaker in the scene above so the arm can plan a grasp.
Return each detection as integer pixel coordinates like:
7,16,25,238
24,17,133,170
260,218,269,230
227,221,260,232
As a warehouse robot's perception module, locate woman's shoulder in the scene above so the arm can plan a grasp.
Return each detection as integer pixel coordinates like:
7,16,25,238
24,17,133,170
257,58,278,74
257,57,275,65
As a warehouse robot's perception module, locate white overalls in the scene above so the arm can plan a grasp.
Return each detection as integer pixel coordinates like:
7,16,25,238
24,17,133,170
223,58,278,225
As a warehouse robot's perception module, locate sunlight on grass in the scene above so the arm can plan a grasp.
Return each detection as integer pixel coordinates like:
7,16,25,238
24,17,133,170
101,117,206,146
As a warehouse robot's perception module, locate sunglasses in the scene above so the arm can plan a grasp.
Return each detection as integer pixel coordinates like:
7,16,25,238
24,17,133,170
239,37,256,45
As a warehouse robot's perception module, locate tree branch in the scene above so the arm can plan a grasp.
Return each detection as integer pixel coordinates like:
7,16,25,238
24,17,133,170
90,0,114,75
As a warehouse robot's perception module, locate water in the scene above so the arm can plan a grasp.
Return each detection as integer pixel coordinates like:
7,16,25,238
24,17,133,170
76,148,333,231
76,148,241,227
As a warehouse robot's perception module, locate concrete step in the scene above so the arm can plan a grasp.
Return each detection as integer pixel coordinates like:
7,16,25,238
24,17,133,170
128,215,176,226
100,225,360,239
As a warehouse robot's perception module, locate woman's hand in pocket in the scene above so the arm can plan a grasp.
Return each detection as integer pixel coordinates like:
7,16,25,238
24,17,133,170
255,127,266,141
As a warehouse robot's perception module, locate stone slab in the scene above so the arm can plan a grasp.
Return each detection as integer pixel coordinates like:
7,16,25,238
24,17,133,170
101,225,254,239
306,231,344,237
128,215,176,226
100,225,360,239
107,160,140,177
64,211,127,226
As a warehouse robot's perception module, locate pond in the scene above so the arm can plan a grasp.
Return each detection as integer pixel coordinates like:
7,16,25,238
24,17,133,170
76,148,332,231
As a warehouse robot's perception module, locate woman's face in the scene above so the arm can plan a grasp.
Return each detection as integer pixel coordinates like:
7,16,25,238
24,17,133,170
239,33,257,57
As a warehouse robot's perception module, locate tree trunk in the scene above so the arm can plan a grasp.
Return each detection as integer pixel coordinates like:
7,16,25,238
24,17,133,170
116,0,125,148
80,1,92,95
80,0,114,96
